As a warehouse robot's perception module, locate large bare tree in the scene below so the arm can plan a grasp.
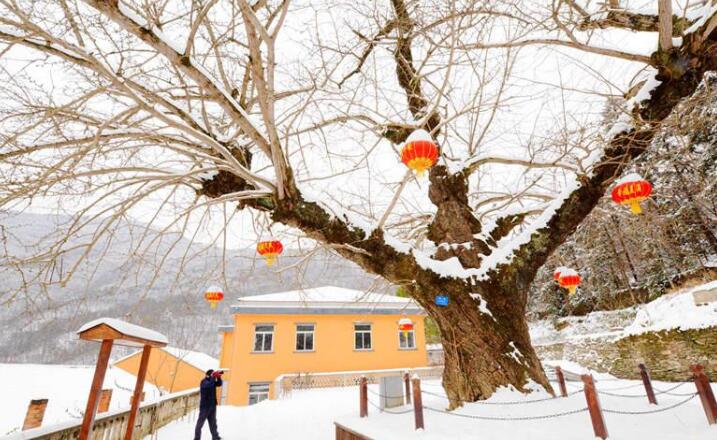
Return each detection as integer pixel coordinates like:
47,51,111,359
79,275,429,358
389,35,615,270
2,0,717,407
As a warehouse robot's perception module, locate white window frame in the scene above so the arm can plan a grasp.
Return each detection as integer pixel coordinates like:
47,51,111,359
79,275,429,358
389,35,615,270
295,323,315,352
253,324,274,353
248,382,270,405
398,329,416,350
354,323,372,351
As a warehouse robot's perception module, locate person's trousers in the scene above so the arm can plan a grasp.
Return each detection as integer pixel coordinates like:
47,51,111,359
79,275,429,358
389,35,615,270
194,406,220,440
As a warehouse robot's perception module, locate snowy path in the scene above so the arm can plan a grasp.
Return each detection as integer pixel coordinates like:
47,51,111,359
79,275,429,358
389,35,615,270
149,373,717,439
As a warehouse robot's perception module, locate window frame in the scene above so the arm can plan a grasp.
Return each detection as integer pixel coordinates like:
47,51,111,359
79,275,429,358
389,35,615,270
398,329,416,350
353,322,372,351
295,323,316,352
252,323,275,353
247,382,270,405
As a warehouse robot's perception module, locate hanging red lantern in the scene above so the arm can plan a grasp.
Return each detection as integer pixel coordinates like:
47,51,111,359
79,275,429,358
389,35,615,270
401,129,439,176
398,317,414,339
553,266,568,282
257,239,283,267
398,317,414,332
611,173,653,215
558,268,582,295
204,285,224,309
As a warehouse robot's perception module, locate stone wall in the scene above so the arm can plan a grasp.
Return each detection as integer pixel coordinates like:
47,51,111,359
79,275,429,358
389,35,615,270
535,327,717,381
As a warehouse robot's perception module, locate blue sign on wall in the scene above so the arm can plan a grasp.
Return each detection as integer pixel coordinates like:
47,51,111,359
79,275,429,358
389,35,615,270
435,295,449,307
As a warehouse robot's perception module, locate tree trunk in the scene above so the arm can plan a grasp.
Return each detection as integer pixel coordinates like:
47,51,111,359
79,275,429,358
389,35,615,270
410,284,552,408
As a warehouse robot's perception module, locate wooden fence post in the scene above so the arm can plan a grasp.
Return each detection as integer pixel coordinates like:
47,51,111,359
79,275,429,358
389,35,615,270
582,374,608,439
412,377,424,430
555,366,568,398
638,363,657,405
404,372,412,405
359,376,368,418
691,364,717,425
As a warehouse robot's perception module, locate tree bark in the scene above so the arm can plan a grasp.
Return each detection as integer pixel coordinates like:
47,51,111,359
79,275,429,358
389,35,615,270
405,283,552,409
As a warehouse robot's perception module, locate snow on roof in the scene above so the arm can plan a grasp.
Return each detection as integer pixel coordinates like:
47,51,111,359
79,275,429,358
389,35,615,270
234,286,420,311
77,317,168,345
112,346,218,372
0,363,163,434
623,280,717,336
162,347,218,372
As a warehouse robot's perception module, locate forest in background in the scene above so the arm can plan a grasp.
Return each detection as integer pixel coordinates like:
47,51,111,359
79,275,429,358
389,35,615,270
530,75,717,318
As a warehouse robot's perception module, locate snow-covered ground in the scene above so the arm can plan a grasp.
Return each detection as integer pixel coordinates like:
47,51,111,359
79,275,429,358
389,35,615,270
530,280,717,346
0,364,162,436
153,361,716,440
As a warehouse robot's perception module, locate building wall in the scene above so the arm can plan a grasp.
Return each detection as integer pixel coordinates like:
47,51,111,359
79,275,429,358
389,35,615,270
223,312,428,406
114,349,205,393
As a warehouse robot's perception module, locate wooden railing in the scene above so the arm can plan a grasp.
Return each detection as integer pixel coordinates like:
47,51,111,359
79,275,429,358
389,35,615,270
275,366,444,398
4,388,199,440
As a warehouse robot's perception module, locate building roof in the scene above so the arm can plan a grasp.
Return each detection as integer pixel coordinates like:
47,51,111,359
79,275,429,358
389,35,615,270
231,286,423,315
77,317,168,347
161,347,218,372
113,346,218,372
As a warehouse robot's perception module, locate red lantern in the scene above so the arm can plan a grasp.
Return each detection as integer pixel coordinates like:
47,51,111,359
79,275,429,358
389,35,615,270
204,285,224,309
257,239,283,267
558,268,582,295
401,129,439,176
398,317,414,332
611,174,653,215
553,266,568,282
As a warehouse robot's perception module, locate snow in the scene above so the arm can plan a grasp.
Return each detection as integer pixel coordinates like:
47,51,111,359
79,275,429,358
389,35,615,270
614,172,646,186
557,267,579,277
77,317,168,345
149,363,716,440
0,363,162,435
405,129,433,143
623,280,717,337
113,346,218,373
530,280,717,346
470,293,496,320
234,286,420,310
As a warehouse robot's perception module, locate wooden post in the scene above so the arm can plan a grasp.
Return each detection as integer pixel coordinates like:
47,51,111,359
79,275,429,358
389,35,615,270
80,339,114,440
555,366,568,397
404,372,411,405
98,389,113,413
691,364,717,425
359,376,368,418
412,377,424,430
638,363,657,405
22,399,48,430
125,345,152,440
582,374,608,440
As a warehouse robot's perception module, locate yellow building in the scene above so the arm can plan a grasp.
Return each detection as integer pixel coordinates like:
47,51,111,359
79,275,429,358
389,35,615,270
218,286,428,406
114,346,218,393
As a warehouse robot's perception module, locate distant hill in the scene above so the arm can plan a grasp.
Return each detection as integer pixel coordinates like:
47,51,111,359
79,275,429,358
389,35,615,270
0,212,386,364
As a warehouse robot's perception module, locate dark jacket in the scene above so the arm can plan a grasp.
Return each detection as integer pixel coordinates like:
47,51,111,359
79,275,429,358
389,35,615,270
199,376,222,408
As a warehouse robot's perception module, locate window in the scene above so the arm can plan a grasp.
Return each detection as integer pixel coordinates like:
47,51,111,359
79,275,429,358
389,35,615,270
354,323,372,350
399,330,416,349
295,324,315,351
253,324,274,352
248,383,270,405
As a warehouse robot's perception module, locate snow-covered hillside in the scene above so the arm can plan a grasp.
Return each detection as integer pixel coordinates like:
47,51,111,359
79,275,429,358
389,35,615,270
0,212,382,364
530,280,717,346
